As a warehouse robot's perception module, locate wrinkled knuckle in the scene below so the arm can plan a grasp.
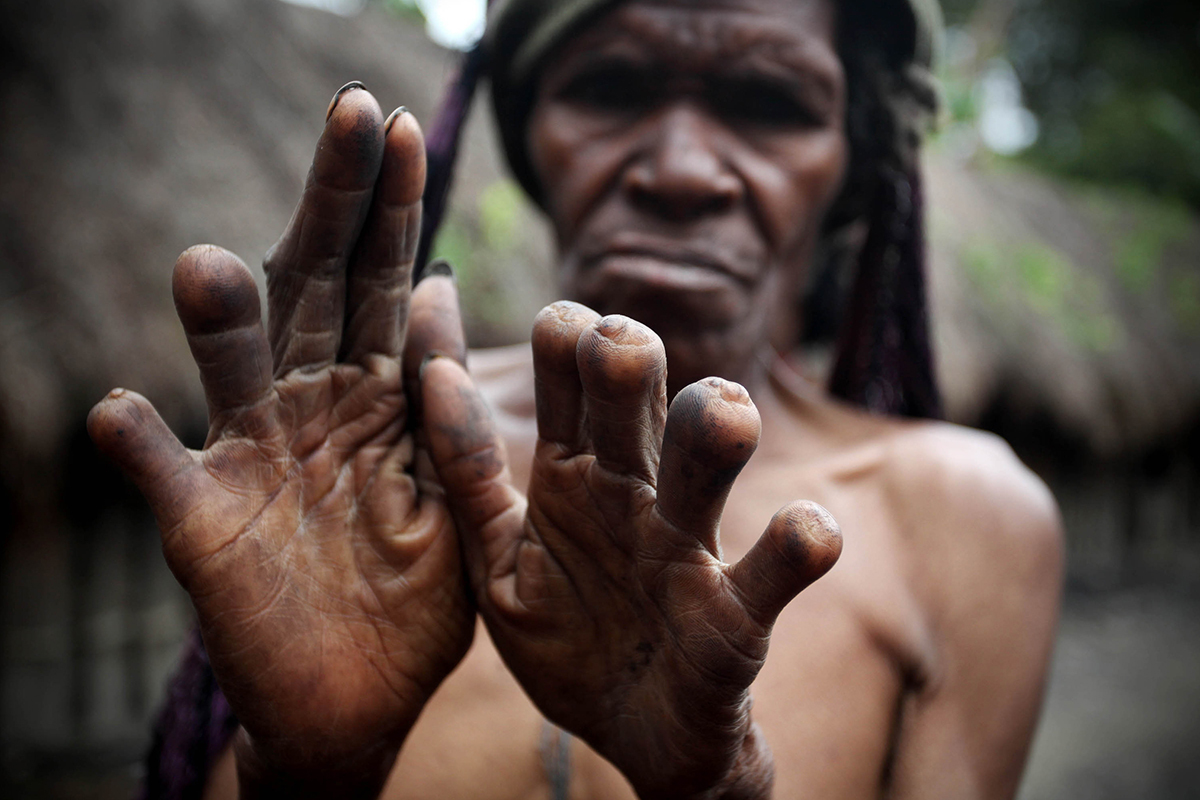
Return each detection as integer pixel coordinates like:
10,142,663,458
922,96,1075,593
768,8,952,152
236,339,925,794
532,302,599,371
443,441,506,490
592,314,658,348
577,317,666,394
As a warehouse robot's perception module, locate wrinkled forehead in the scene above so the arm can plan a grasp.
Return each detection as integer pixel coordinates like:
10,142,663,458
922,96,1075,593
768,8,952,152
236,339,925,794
488,0,867,205
547,0,840,80
595,0,837,42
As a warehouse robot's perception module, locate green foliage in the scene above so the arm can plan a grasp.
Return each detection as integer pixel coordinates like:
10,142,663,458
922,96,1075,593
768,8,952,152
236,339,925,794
962,237,1122,353
1168,271,1200,333
1015,243,1070,313
430,217,473,282
479,180,524,251
941,0,1200,207
1113,197,1190,295
378,0,425,24
429,179,536,330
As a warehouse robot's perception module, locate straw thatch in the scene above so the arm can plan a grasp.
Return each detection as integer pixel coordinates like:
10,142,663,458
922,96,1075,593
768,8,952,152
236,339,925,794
0,0,550,496
927,157,1200,459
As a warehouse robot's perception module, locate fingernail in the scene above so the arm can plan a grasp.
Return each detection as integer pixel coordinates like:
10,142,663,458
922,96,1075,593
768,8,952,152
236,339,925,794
419,352,445,381
384,106,410,134
327,80,367,122
416,258,456,285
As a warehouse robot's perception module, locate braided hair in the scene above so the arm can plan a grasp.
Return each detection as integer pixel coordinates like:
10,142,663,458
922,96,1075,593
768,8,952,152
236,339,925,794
821,3,943,418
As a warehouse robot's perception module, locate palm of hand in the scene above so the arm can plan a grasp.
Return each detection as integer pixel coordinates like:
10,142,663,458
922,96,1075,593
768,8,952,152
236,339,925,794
178,358,470,762
423,302,842,798
88,89,473,782
514,447,770,795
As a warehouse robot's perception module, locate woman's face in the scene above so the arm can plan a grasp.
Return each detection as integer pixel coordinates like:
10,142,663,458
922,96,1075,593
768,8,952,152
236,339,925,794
527,0,848,391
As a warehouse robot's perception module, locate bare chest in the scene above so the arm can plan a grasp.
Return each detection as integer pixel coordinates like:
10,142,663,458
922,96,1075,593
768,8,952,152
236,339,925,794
385,447,934,800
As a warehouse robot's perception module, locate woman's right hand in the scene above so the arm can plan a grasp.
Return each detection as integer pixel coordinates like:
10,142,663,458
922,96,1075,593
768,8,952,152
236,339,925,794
87,85,473,799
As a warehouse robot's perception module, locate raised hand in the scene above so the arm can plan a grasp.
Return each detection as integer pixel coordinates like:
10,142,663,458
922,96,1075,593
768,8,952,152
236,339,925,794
87,85,472,798
421,301,843,800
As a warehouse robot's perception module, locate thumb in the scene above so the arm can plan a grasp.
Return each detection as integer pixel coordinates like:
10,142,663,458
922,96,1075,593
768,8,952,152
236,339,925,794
420,356,525,593
727,500,842,626
87,389,205,540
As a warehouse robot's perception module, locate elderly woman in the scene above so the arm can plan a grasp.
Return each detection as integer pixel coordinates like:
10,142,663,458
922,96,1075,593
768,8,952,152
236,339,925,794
88,0,1063,798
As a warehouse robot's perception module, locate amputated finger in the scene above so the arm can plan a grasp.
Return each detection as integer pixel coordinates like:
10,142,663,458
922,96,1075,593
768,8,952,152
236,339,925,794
173,245,274,436
265,82,385,374
531,301,601,449
341,107,425,364
654,378,761,554
575,315,668,484
87,389,208,539
421,355,526,592
727,500,842,626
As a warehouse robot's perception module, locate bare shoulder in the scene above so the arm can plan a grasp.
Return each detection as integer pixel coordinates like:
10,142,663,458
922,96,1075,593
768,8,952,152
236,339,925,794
876,419,1064,611
884,420,1060,548
865,422,1065,796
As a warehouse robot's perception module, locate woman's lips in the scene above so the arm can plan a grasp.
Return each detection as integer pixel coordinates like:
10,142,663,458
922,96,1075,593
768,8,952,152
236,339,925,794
582,233,759,289
591,252,736,291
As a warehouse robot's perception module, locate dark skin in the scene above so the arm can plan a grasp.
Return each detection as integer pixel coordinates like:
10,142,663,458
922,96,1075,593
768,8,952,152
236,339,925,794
412,1,848,795
90,40,835,800
530,0,848,397
89,96,477,799
92,0,1063,797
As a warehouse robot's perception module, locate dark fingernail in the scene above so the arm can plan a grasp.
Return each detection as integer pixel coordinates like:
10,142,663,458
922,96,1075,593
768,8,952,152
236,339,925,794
327,80,367,121
419,352,445,381
416,258,456,285
384,106,410,134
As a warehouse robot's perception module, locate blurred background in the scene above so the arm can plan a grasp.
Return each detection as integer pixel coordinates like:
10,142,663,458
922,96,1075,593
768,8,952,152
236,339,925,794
0,0,1197,796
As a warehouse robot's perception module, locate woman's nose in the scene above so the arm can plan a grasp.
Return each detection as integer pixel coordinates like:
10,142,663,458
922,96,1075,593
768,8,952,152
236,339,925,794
622,105,742,221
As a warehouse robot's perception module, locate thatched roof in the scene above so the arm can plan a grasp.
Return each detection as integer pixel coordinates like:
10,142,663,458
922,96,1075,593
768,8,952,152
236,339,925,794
927,157,1200,458
1,0,1197,483
0,0,545,483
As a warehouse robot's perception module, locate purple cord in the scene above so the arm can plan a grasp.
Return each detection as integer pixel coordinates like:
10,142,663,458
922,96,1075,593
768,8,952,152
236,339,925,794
140,628,238,800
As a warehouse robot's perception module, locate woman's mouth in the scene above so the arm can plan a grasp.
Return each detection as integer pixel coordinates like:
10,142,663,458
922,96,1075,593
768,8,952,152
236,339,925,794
582,233,758,290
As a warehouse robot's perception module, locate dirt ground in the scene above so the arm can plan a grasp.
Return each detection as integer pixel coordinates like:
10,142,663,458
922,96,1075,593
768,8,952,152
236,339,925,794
1019,586,1200,800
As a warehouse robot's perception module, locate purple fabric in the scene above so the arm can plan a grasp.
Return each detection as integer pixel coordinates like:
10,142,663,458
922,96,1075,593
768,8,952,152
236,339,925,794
140,628,239,800
416,40,487,272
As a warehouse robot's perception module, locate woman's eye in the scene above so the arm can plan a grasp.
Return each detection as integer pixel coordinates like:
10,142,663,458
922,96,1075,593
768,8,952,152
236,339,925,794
559,66,654,110
711,79,822,128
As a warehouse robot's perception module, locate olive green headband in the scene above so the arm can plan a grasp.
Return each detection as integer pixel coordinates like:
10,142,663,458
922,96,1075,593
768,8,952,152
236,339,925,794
484,0,944,205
